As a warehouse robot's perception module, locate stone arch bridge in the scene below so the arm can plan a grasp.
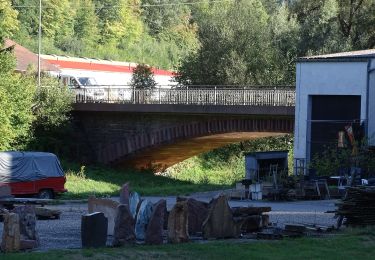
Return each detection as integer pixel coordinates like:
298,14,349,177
72,87,295,168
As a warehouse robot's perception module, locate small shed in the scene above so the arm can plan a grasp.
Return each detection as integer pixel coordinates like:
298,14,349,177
245,151,289,182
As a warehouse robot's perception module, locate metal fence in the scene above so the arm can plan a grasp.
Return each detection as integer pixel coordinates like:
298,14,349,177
72,85,296,106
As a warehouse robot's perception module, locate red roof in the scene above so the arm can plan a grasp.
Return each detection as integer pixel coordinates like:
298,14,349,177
3,39,60,72
46,59,175,76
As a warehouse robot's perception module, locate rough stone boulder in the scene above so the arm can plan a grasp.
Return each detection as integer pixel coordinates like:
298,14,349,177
135,200,154,240
202,195,243,239
119,182,130,206
177,197,209,235
12,205,39,248
145,199,167,245
113,204,136,246
167,201,189,243
88,196,119,235
1,213,20,253
129,191,141,219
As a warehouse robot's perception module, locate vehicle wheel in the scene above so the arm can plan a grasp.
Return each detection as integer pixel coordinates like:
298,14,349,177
38,189,54,199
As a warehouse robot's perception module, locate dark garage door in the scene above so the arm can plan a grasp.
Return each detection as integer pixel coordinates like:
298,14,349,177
310,95,361,158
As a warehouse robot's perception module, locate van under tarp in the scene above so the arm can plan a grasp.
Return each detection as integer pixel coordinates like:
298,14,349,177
0,152,64,183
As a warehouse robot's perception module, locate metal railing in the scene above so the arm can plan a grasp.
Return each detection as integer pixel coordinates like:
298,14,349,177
72,85,296,106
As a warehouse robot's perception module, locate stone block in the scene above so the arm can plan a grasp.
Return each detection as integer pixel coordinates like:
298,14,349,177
1,213,20,253
88,196,119,235
168,201,189,243
145,199,166,245
12,205,39,247
119,182,130,206
129,191,141,219
81,212,108,248
112,204,136,246
135,200,154,240
202,195,243,239
177,197,208,235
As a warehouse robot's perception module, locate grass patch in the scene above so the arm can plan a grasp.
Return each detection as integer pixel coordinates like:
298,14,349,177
61,162,228,199
60,135,293,199
3,227,375,259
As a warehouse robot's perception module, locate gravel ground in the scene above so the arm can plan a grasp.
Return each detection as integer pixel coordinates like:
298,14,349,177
0,195,337,251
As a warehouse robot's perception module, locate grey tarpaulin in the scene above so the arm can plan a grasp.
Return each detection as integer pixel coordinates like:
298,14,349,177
0,151,65,183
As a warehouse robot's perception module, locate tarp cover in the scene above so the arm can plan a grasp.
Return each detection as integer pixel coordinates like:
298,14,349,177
0,151,64,183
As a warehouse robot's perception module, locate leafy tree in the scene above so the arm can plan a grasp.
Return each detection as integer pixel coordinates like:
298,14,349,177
337,0,375,49
176,0,276,85
12,0,73,41
26,75,73,153
0,50,36,150
131,63,156,89
268,4,300,84
94,0,144,47
73,0,99,47
0,0,19,41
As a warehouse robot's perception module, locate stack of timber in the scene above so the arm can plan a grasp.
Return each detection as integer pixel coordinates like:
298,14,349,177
336,186,375,226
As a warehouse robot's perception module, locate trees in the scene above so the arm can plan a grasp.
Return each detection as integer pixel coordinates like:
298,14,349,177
73,0,99,48
176,0,278,85
1,0,19,41
0,50,36,150
131,64,156,89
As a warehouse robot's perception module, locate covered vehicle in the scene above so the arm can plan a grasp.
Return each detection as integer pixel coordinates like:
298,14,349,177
0,152,67,199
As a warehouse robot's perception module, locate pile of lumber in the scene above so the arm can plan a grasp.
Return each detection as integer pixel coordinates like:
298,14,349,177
336,186,375,226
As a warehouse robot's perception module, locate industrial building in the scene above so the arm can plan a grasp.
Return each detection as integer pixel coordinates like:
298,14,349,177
294,49,375,172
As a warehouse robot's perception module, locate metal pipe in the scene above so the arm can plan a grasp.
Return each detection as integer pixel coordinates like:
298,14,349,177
37,0,42,88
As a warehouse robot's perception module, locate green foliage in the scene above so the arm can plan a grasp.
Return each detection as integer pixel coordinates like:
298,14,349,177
310,141,375,177
72,0,99,48
25,75,73,153
131,63,157,89
0,51,35,150
175,0,296,85
0,0,19,42
62,162,226,199
32,76,73,129
167,135,294,186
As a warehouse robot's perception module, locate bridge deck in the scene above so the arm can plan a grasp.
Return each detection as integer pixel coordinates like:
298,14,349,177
71,86,296,108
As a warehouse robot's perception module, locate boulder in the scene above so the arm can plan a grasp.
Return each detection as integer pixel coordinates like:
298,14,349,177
145,199,166,245
202,195,243,239
129,191,141,219
1,213,20,253
135,200,154,240
88,196,119,235
167,201,189,243
12,205,39,247
177,197,209,235
112,204,136,246
81,212,108,248
119,182,130,206
35,207,61,220
20,239,38,250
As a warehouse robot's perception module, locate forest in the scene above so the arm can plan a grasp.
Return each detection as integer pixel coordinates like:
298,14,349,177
7,0,375,85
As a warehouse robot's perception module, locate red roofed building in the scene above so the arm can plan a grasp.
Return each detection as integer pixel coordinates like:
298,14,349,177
3,39,60,73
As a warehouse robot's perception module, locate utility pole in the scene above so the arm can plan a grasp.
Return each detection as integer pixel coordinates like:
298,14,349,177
37,0,42,88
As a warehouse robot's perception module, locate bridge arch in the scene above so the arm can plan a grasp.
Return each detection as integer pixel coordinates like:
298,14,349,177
92,117,294,165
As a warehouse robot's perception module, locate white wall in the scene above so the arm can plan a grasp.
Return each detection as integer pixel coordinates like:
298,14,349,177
294,61,370,162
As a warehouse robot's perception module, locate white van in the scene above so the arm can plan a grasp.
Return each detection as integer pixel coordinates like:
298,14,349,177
60,75,106,102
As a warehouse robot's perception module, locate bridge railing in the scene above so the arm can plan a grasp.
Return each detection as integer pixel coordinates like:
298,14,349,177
72,85,295,106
